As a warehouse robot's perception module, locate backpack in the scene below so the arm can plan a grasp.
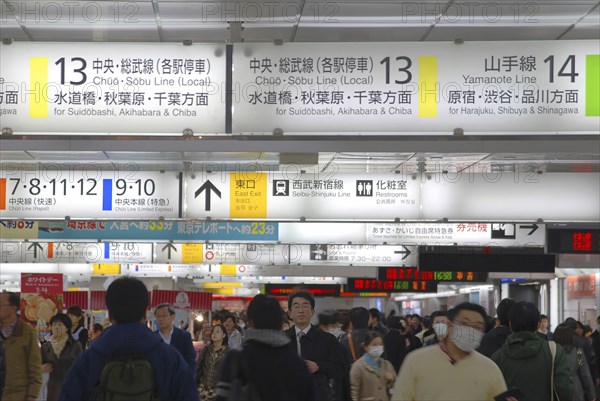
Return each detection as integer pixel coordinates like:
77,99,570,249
94,351,160,401
226,350,261,401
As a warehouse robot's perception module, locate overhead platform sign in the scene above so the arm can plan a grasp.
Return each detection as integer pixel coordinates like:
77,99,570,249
1,241,152,264
0,42,226,134
233,41,600,134
0,170,179,218
367,222,545,246
185,172,419,219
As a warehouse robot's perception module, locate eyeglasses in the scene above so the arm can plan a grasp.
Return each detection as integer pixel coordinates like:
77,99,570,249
291,303,312,311
454,320,486,332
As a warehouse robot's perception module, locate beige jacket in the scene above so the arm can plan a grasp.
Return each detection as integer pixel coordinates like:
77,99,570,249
2,320,42,401
350,355,396,401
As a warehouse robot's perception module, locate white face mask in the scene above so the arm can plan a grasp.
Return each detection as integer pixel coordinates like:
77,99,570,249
327,327,343,338
433,322,448,338
451,323,484,352
367,345,384,359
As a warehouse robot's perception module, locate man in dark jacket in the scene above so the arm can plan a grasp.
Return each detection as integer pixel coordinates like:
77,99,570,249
286,291,345,401
216,294,317,401
368,308,389,336
565,317,599,386
491,301,573,401
58,277,198,401
0,338,5,401
154,303,196,374
478,298,516,358
592,316,600,397
339,307,370,362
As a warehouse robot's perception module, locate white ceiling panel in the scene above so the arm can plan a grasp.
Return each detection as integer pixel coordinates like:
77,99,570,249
28,151,109,161
426,25,571,41
25,23,161,41
294,25,429,42
7,1,156,25
561,25,600,39
160,23,227,42
0,22,29,40
300,2,441,24
242,24,295,42
158,1,301,23
0,151,34,161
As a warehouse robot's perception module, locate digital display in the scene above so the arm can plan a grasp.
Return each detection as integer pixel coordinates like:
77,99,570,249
346,278,438,293
264,284,341,297
547,228,600,254
418,246,556,272
377,267,488,282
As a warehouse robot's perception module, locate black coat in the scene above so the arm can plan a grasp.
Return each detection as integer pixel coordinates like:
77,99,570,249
592,330,600,379
285,326,346,401
0,338,5,401
159,326,197,374
477,325,511,358
40,337,82,401
216,339,317,401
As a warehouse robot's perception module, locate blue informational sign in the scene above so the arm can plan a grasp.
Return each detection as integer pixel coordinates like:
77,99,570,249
34,220,278,241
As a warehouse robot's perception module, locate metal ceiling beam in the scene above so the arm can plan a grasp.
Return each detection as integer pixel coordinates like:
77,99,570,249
2,136,599,154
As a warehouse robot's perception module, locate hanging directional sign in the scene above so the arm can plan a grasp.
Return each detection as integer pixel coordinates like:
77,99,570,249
297,244,417,266
155,243,203,264
185,172,419,219
1,241,152,264
0,170,180,218
233,41,599,134
0,42,226,134
366,222,545,246
201,243,292,265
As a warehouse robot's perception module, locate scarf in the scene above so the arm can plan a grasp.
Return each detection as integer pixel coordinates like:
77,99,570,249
364,353,381,373
243,328,291,347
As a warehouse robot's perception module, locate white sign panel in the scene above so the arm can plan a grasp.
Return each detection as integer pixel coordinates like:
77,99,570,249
233,41,600,133
420,173,600,221
0,242,152,263
0,42,226,134
1,169,180,218
201,243,292,265
297,244,417,266
366,223,545,246
124,263,169,275
184,172,419,219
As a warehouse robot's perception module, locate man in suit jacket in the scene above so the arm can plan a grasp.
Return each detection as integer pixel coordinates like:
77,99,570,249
285,291,345,401
154,303,196,374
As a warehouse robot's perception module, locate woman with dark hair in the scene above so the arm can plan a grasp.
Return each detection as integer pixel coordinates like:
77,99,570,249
350,331,396,401
40,313,82,401
196,324,229,401
553,324,596,401
66,306,87,350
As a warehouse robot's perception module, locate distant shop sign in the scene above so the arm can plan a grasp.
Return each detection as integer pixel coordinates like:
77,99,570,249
0,43,226,134
233,41,599,134
566,275,596,299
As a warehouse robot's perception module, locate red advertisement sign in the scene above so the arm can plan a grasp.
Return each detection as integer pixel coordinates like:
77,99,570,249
151,290,213,310
20,273,64,327
566,275,597,299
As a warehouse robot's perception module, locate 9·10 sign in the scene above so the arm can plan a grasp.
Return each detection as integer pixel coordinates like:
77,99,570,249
547,227,600,254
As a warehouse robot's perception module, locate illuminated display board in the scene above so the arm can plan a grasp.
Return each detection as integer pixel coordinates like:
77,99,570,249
263,284,341,297
377,267,488,283
418,246,556,272
346,278,438,293
547,228,600,254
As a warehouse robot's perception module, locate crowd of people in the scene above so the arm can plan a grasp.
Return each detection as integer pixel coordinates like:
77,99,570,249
0,279,599,401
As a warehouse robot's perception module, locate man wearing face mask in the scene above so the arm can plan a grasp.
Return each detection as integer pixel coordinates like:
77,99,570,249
392,302,507,401
424,311,449,346
491,301,573,401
